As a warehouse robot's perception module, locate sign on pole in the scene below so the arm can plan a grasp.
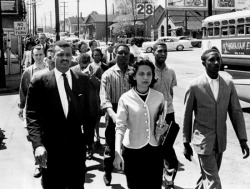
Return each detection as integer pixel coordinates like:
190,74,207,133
14,22,27,36
136,3,154,15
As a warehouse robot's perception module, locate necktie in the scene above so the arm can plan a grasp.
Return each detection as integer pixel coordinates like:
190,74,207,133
110,53,112,61
62,73,72,103
62,73,81,119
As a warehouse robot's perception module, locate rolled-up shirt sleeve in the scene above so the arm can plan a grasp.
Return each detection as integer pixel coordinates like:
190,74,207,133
115,96,127,136
100,72,112,110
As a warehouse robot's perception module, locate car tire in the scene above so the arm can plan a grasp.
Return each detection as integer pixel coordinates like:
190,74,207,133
176,45,184,51
146,47,153,53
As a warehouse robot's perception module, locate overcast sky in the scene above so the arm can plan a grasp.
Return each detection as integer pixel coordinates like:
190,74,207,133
34,0,165,27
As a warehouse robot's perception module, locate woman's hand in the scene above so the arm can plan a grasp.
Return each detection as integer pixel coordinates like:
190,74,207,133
155,121,169,136
113,151,124,171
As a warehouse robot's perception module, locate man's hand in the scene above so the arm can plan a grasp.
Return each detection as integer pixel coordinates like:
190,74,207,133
183,142,193,161
113,151,124,171
240,140,249,159
35,146,47,168
18,108,24,121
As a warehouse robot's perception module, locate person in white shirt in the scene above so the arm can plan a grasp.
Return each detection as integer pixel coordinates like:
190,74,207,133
129,38,141,61
113,58,168,189
18,44,48,178
25,41,92,189
183,49,249,189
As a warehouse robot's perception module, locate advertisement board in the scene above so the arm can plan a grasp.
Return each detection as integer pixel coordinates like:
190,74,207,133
166,0,208,9
235,0,250,10
166,0,250,10
1,0,19,15
222,39,250,55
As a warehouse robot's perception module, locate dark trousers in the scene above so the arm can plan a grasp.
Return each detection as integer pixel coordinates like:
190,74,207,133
41,102,86,189
163,113,179,182
123,144,163,189
103,104,117,174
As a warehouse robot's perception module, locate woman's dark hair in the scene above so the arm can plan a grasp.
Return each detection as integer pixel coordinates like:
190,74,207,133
78,53,90,64
128,57,157,88
92,48,103,58
78,41,89,51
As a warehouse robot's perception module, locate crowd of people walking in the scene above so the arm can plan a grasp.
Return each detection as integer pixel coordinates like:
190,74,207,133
18,33,249,189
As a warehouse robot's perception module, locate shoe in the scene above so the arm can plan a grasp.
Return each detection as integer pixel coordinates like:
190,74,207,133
103,172,111,186
86,149,93,160
33,167,42,178
95,140,102,149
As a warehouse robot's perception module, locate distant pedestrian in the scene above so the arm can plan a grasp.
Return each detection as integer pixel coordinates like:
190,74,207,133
113,58,166,189
183,49,249,189
87,40,98,62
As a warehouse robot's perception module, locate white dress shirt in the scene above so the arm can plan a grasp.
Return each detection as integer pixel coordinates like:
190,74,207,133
55,68,72,117
106,52,114,62
205,73,219,101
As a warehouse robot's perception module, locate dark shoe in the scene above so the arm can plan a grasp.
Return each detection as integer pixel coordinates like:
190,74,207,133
103,172,112,186
95,140,102,149
86,149,93,160
33,167,42,178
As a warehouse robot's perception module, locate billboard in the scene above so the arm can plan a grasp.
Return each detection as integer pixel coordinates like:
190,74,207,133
166,0,250,10
214,0,235,9
222,39,250,55
1,0,19,15
166,0,208,9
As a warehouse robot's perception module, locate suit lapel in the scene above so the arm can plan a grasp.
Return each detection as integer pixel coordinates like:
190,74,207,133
201,75,216,101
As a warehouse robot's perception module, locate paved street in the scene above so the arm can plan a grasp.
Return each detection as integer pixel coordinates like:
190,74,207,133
0,48,249,189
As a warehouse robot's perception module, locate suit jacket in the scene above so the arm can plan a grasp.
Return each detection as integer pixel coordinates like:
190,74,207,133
26,69,91,153
183,74,247,155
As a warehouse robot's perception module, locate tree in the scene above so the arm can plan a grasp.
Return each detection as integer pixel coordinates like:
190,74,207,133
113,0,158,37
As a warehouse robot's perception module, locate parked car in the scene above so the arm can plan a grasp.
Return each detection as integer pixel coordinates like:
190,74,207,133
190,38,202,48
177,36,202,48
63,37,80,44
141,36,192,53
59,32,70,40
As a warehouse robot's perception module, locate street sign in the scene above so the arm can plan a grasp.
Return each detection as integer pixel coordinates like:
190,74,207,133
136,3,154,15
14,22,27,36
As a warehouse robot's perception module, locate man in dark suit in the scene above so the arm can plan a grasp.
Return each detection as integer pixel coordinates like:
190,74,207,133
26,41,91,189
183,49,249,189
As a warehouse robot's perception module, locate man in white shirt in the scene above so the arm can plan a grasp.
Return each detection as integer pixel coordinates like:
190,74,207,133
25,41,92,189
183,49,249,189
18,44,48,178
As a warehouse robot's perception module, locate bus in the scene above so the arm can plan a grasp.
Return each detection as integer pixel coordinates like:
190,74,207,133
201,10,250,103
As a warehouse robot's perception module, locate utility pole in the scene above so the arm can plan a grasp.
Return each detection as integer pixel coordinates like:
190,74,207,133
105,0,108,44
0,0,6,88
55,0,60,41
33,0,37,35
208,0,213,16
60,1,68,32
50,11,52,29
77,0,79,38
